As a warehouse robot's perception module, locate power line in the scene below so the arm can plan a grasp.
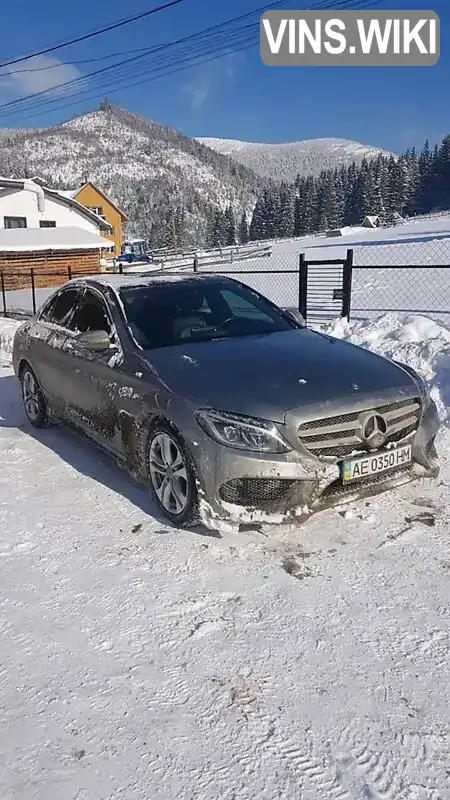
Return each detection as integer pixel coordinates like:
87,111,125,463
0,48,156,74
0,28,249,118
0,26,256,121
0,0,382,123
0,41,259,127
0,0,289,117
4,0,342,117
0,0,283,74
0,0,187,69
0,0,384,126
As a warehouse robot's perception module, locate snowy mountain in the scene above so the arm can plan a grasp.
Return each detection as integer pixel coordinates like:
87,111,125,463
0,129,23,138
0,103,264,247
196,137,394,182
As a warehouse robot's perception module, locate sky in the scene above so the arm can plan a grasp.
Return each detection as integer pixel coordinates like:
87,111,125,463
0,0,448,153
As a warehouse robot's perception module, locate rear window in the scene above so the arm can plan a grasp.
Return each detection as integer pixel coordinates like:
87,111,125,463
119,279,293,350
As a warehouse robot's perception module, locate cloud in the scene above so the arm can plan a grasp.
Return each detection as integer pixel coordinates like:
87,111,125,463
183,77,212,112
0,55,82,98
181,52,245,112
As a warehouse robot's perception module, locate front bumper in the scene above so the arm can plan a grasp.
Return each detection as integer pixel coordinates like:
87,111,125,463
188,399,441,518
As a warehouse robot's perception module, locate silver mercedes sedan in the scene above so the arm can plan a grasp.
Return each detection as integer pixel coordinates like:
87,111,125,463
12,273,440,525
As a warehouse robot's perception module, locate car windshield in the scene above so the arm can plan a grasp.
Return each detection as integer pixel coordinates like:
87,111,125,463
119,279,294,350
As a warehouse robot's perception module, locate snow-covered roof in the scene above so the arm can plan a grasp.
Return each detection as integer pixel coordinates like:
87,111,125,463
0,227,114,252
44,188,112,231
0,178,112,232
58,182,128,221
57,189,79,200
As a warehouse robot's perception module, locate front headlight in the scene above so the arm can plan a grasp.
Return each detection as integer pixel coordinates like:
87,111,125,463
410,369,432,411
195,409,291,454
394,361,431,411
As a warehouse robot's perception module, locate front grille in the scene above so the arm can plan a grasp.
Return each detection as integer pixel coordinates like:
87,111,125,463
219,478,299,509
298,397,421,458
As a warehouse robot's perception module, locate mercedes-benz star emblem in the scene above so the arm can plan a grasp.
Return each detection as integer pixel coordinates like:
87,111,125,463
358,412,388,450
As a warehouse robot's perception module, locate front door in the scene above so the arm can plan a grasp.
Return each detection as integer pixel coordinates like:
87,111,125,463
28,285,82,414
60,287,125,453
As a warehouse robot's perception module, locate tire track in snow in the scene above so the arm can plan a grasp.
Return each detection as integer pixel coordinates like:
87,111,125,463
335,722,405,799
402,628,449,669
331,721,448,800
394,731,447,771
200,674,351,799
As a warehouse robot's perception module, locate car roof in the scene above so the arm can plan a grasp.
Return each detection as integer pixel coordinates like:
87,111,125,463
68,272,236,292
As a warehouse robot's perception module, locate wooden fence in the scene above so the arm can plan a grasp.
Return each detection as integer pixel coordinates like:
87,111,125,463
0,249,101,290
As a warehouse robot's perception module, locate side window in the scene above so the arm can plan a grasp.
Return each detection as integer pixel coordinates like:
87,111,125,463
70,290,112,335
41,288,79,327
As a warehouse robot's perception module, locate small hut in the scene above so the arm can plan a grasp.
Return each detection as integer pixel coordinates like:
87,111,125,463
362,215,382,229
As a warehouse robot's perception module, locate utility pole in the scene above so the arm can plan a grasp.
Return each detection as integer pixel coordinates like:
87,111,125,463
172,208,177,253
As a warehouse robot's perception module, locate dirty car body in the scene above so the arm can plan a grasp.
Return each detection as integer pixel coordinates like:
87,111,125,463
12,273,440,525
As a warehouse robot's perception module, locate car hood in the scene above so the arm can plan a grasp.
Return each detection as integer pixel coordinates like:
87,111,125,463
141,329,420,423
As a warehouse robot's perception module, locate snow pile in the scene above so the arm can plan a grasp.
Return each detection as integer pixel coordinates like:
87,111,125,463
325,313,450,420
336,225,367,237
0,318,20,367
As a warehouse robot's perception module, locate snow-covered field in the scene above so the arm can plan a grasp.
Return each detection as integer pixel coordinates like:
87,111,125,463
209,215,450,326
0,310,449,799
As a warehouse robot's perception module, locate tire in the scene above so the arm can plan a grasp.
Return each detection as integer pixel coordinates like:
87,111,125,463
147,421,198,526
20,365,49,429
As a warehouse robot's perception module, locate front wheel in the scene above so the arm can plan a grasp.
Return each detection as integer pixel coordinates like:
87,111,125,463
147,423,198,526
20,365,49,428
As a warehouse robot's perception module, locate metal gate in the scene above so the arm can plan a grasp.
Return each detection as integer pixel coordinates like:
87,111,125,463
298,249,353,325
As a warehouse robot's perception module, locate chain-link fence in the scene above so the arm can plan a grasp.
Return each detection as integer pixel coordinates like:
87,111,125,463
196,251,301,309
1,254,304,319
352,237,450,325
2,238,450,329
1,267,95,317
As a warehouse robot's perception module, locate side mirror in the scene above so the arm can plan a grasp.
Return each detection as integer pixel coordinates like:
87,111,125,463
284,308,306,327
75,330,113,351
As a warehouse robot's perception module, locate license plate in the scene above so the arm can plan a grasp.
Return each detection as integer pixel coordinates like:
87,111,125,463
342,444,412,484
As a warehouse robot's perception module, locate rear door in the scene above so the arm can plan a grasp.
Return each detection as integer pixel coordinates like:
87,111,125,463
59,287,125,452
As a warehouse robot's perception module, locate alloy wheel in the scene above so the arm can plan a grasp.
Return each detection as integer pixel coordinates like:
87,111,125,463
149,432,189,515
22,370,40,422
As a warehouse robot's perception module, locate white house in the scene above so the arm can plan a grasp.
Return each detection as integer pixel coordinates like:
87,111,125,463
0,179,115,292
0,177,113,236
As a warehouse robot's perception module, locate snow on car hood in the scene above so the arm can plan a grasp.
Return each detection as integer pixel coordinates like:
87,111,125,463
142,329,420,422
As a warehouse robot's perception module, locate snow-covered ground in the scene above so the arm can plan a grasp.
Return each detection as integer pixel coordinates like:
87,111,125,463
0,317,20,367
0,312,449,799
210,215,450,326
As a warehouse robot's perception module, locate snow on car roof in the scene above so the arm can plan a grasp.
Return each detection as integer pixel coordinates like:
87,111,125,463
71,272,233,290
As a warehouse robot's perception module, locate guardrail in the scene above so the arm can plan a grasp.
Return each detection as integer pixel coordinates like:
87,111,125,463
115,243,273,275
